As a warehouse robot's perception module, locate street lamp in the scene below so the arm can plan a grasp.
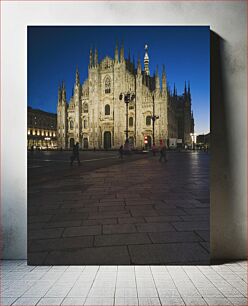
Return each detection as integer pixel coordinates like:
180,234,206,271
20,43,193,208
119,91,135,143
151,94,159,146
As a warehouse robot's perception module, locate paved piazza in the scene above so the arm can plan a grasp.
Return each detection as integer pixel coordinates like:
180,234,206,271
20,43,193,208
28,151,209,265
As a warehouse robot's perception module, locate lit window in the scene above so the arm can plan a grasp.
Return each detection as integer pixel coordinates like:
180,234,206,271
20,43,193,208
105,104,110,115
32,130,36,135
41,131,44,136
129,117,134,127
28,130,30,135
45,131,48,136
105,77,111,94
146,116,151,126
37,130,40,136
49,132,52,137
53,132,56,137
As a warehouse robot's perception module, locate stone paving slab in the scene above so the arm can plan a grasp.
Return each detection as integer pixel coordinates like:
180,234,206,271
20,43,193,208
29,236,94,252
128,243,209,265
44,246,131,265
28,152,210,265
94,233,151,247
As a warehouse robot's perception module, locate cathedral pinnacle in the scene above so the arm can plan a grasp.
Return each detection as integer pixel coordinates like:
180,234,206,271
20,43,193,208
115,41,119,63
162,65,167,91
94,48,98,67
58,84,62,103
137,54,141,74
188,81,191,95
173,83,177,97
89,48,93,68
75,66,80,86
144,44,150,76
62,81,66,102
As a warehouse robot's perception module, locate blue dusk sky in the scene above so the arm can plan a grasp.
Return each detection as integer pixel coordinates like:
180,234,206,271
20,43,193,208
28,26,210,134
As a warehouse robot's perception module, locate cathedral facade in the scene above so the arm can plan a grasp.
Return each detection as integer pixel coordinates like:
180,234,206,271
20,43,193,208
57,43,194,150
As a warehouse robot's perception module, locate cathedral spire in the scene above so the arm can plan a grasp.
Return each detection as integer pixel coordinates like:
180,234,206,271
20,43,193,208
173,83,176,97
75,66,80,86
58,83,62,104
188,81,191,95
61,81,66,103
137,53,141,74
89,48,93,68
184,81,187,95
162,64,167,91
114,40,119,63
120,41,124,62
94,48,98,67
144,44,150,76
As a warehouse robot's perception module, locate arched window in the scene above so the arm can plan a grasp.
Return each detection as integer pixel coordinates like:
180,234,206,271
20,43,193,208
129,117,134,127
83,103,88,113
83,119,88,129
105,104,110,115
146,115,151,126
69,120,74,129
105,77,111,94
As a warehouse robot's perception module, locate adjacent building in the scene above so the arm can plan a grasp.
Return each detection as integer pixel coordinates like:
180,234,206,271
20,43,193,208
197,132,210,150
57,43,194,150
27,106,57,149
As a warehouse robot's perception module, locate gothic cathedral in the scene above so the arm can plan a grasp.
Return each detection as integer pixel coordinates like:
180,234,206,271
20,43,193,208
57,43,194,149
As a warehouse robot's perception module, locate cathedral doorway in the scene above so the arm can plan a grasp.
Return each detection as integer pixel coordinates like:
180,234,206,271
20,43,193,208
69,138,75,148
103,131,111,149
83,138,88,149
147,136,152,148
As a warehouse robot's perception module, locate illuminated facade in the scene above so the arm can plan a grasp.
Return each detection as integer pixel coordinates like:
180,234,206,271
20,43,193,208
27,107,57,149
57,43,194,149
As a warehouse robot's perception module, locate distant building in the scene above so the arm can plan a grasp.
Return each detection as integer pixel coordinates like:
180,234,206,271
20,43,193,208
27,106,57,149
197,132,210,149
167,83,195,148
57,43,194,149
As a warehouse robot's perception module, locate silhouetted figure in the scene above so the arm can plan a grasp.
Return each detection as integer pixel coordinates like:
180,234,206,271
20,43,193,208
159,145,167,162
119,145,124,159
70,142,81,166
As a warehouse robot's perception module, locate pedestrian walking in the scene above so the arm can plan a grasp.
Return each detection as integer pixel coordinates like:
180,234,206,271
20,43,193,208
159,144,167,162
118,145,124,159
70,142,81,166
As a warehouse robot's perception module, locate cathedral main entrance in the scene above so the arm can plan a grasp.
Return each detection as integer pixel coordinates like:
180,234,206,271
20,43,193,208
103,131,111,149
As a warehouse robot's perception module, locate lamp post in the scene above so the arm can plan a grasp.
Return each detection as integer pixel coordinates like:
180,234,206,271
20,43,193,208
119,91,135,143
151,94,159,146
